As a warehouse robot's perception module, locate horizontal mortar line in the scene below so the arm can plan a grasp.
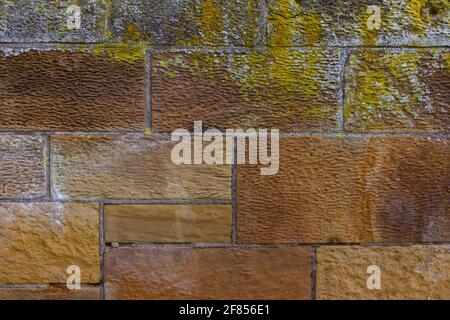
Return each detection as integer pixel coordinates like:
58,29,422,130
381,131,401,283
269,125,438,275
104,241,450,249
3,131,447,138
0,199,232,205
0,284,101,289
0,131,149,136
102,199,232,205
0,198,98,204
0,43,449,50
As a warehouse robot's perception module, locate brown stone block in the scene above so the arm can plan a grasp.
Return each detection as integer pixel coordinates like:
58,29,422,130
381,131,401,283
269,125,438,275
237,136,449,243
104,204,232,243
0,47,146,131
105,247,312,299
51,135,231,200
151,49,340,132
317,245,450,299
0,135,47,199
0,203,100,284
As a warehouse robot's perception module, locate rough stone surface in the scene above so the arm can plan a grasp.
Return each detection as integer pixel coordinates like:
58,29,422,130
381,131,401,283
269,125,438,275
317,245,450,299
0,286,100,300
268,0,450,46
345,49,450,132
0,0,109,42
152,49,340,132
111,0,265,45
0,135,47,199
105,204,232,243
51,135,231,200
0,202,100,284
0,47,146,131
237,136,450,243
105,247,312,299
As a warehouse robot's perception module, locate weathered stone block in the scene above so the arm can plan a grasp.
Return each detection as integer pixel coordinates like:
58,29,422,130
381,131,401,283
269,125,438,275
152,49,340,132
0,46,146,131
105,247,312,299
111,0,265,45
105,204,232,243
0,202,100,284
345,49,449,132
268,0,450,46
317,245,450,299
0,0,109,42
51,135,231,200
237,136,449,243
0,135,47,199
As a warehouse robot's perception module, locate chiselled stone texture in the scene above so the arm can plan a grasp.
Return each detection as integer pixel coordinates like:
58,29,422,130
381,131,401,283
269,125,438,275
111,0,265,45
105,247,311,299
345,49,450,132
237,136,449,244
152,49,340,132
0,135,47,199
51,135,231,200
105,204,232,244
317,245,450,299
0,286,100,300
0,47,146,132
0,0,109,42
268,0,450,46
0,203,99,284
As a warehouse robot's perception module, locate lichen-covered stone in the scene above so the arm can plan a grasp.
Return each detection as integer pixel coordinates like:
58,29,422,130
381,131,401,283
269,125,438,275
152,49,340,132
345,49,449,132
237,136,449,243
0,0,109,42
317,245,450,299
110,0,265,45
268,0,450,46
105,247,312,299
0,286,100,300
105,204,232,243
51,135,231,200
0,202,100,284
0,46,146,131
0,135,47,199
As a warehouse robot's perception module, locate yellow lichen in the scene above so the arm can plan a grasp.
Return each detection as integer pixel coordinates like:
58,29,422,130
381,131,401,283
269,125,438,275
268,0,323,46
405,0,430,34
90,41,148,64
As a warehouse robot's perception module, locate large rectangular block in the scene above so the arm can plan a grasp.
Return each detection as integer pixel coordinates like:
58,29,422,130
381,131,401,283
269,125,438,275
268,0,450,46
0,286,100,300
237,136,449,243
0,0,109,42
0,202,100,284
111,0,265,45
0,135,47,199
51,135,231,200
105,204,232,243
0,47,146,131
345,49,449,132
152,49,340,132
105,247,312,299
317,245,450,299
